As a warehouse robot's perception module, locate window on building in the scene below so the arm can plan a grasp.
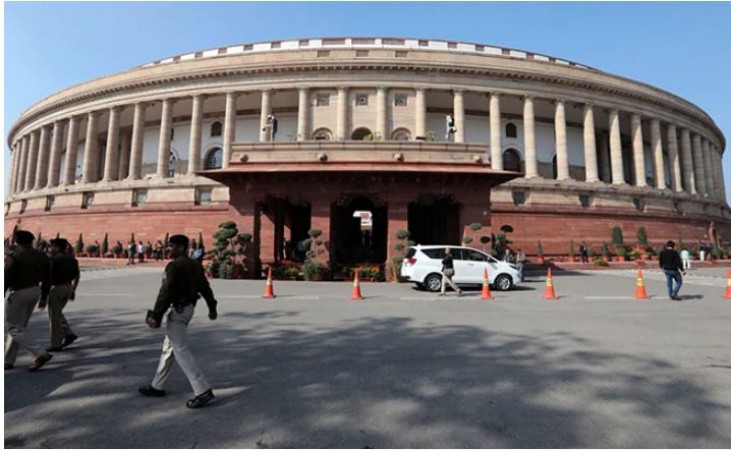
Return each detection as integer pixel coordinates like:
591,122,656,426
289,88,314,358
633,197,644,211
395,51,408,58
132,189,147,207
316,94,330,107
170,128,175,141
20,200,27,214
512,191,526,206
195,187,213,206
210,121,222,137
45,195,55,212
204,147,223,169
579,194,591,208
312,128,333,141
503,149,522,173
505,123,518,138
356,50,369,57
317,50,330,58
394,94,408,107
391,128,411,141
356,94,369,106
418,40,429,47
673,201,681,214
81,192,94,209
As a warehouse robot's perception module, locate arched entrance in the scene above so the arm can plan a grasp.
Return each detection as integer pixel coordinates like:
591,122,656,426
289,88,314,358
407,196,460,245
351,127,372,140
331,195,387,269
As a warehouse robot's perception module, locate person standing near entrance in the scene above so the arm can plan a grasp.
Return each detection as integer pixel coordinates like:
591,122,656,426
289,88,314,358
659,240,685,301
680,247,691,271
439,247,462,297
139,235,219,408
42,238,80,352
4,230,53,371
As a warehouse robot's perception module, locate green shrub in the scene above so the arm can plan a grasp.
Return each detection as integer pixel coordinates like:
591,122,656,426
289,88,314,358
612,226,624,246
462,236,474,245
637,227,648,247
470,223,483,232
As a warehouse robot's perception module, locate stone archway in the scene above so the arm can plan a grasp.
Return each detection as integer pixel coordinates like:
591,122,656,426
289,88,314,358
351,127,372,140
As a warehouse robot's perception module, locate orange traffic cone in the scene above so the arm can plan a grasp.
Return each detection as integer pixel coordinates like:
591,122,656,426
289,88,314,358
635,267,649,300
351,271,364,301
723,269,731,299
481,267,493,300
544,267,558,300
263,266,276,299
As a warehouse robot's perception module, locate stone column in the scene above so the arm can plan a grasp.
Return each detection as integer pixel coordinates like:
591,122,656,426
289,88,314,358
453,90,465,143
711,145,722,201
651,119,665,190
691,133,706,195
630,114,646,187
666,124,682,192
415,88,426,139
9,143,19,194
609,110,624,185
490,93,502,170
34,125,51,190
25,130,40,191
102,106,122,181
598,132,611,183
118,131,131,180
297,87,310,141
336,87,349,141
156,99,174,178
17,135,30,192
47,121,64,188
555,100,569,180
188,94,205,174
259,89,272,142
523,96,538,178
376,86,388,140
82,111,100,183
716,147,727,203
680,128,696,194
63,116,80,186
222,91,238,168
702,138,715,199
128,103,146,179
582,104,598,182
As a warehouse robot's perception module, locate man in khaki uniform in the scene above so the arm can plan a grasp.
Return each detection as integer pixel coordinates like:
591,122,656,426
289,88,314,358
4,230,53,371
138,235,219,408
42,238,80,352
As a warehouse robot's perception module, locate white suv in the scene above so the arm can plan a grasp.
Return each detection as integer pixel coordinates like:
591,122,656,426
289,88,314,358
400,245,523,292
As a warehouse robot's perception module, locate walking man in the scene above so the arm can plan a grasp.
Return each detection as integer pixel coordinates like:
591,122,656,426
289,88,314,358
4,230,53,371
139,235,219,408
659,240,685,301
439,247,462,297
579,241,590,263
680,247,691,271
43,238,80,352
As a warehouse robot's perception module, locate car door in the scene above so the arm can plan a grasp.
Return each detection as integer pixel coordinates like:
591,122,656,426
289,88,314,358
453,248,487,283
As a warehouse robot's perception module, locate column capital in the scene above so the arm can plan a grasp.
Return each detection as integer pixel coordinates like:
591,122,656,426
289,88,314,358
259,88,273,94
583,101,594,109
191,93,206,101
488,91,501,98
415,87,426,94
377,86,389,93
298,86,310,93
523,94,534,101
336,86,349,93
452,88,464,95
109,105,122,114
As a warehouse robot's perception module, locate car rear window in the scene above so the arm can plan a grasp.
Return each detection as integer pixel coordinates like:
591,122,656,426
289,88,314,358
405,248,417,258
421,248,446,259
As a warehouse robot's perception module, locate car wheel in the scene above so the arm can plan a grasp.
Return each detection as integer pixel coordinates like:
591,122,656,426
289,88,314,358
424,273,442,292
494,274,513,291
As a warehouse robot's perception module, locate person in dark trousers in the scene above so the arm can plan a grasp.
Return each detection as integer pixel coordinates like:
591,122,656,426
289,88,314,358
439,247,462,297
659,240,685,301
42,238,80,352
139,235,219,408
579,241,589,263
4,230,53,371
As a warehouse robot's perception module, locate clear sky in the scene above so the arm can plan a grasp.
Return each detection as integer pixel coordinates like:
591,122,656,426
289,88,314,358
4,2,731,198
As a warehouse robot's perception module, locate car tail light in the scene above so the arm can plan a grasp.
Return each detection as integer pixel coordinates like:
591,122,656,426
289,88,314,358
407,258,417,265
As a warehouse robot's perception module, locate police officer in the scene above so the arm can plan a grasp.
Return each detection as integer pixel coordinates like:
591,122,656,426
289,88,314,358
138,234,219,408
4,230,53,371
43,238,80,351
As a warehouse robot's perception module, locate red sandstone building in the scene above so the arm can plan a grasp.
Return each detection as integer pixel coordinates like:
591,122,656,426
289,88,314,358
5,37,729,275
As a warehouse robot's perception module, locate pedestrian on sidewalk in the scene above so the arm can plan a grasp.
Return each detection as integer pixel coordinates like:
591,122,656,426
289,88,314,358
680,247,691,271
439,247,462,297
42,238,80,352
139,235,219,408
659,240,685,301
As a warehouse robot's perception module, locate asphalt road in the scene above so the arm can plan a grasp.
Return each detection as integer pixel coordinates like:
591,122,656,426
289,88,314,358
4,267,731,448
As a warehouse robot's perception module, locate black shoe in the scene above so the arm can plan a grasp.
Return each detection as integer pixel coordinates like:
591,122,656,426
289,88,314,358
138,385,166,397
672,296,681,301
29,353,53,372
61,334,78,349
186,389,215,408
46,346,63,352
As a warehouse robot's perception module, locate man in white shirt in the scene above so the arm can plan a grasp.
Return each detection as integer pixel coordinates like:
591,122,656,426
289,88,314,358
680,248,691,270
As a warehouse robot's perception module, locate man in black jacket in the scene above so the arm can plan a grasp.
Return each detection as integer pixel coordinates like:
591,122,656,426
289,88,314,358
138,235,219,408
658,240,685,301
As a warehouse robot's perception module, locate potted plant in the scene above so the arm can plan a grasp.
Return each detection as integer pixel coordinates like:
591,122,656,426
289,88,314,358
112,241,124,258
600,241,610,262
615,246,627,262
389,230,414,282
85,244,99,257
101,233,109,258
303,229,327,281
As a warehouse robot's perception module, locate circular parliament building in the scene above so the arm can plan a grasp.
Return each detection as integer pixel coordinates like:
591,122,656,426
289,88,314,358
5,37,729,274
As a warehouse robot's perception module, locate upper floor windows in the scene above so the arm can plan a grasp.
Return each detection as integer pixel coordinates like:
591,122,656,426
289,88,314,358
505,122,518,139
205,147,223,170
316,94,330,107
312,128,333,141
394,94,408,107
503,149,522,173
210,121,222,137
356,94,369,106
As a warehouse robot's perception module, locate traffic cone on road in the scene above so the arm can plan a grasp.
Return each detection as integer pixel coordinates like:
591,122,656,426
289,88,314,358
481,267,494,300
544,267,559,300
351,271,364,301
723,269,731,299
263,266,276,299
635,267,649,300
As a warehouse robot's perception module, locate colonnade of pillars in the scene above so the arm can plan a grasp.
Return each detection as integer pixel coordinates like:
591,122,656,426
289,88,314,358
7,88,727,203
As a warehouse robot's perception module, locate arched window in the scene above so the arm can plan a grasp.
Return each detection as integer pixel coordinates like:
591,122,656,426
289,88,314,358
505,123,518,139
391,128,411,141
312,128,333,141
210,121,222,137
204,147,223,169
351,127,372,140
503,148,522,173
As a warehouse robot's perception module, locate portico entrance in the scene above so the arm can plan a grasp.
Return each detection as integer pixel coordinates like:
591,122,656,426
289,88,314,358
330,195,388,271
